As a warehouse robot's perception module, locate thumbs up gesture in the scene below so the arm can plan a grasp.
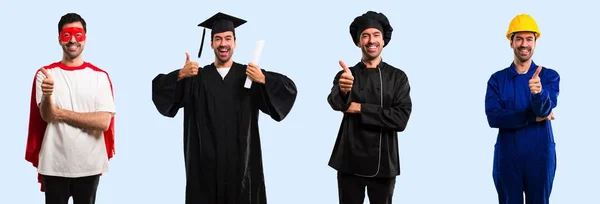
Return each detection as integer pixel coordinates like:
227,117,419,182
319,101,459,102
39,68,54,97
178,52,200,80
529,66,543,94
338,60,354,95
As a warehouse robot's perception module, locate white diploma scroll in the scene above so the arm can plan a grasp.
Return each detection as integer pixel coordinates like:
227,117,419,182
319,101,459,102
245,40,265,89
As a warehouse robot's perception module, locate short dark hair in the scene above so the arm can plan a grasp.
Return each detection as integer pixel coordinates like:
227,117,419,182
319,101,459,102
58,13,87,33
510,32,537,42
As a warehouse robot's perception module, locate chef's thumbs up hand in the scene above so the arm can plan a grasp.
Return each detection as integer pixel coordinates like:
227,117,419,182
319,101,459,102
39,68,54,97
338,60,354,95
529,66,542,94
178,52,200,81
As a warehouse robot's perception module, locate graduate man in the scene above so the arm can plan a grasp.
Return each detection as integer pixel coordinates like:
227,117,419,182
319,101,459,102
485,14,560,204
151,12,297,204
327,11,412,204
25,13,117,204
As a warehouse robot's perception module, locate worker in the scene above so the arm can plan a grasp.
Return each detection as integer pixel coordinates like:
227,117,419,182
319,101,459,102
485,13,560,204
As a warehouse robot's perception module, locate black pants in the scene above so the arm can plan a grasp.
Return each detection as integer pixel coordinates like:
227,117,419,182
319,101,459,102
337,171,396,204
41,174,101,204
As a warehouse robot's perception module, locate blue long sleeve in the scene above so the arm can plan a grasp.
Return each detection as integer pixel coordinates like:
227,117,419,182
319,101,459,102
530,68,560,117
485,74,536,129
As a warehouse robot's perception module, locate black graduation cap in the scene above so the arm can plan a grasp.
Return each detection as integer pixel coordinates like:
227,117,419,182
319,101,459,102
197,12,247,58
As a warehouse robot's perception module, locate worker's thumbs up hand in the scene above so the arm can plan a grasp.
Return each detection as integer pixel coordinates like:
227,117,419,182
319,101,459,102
529,66,542,94
178,52,200,81
338,60,354,95
39,68,54,97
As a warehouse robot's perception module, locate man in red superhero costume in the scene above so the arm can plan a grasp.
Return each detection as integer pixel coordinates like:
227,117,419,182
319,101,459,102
25,13,116,204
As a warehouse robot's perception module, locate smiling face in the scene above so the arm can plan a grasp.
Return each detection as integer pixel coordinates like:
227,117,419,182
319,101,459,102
58,21,86,60
359,28,384,60
211,31,236,64
510,31,537,63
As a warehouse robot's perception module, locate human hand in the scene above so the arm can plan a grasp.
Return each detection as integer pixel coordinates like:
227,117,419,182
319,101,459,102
40,68,54,97
246,62,265,84
536,112,555,122
178,52,199,80
529,66,542,94
345,102,361,114
338,60,354,95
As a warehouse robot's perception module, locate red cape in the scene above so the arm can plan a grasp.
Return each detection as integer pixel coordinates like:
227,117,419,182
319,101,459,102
25,62,115,192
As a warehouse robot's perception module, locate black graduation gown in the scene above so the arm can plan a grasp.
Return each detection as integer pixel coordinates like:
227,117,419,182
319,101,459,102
151,62,297,204
327,61,412,178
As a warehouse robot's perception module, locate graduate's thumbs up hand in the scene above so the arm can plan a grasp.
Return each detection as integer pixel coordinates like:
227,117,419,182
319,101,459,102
39,68,54,97
338,60,354,95
529,66,542,94
178,52,200,80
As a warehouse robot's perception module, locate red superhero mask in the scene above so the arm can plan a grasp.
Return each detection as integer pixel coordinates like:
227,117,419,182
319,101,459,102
59,27,86,42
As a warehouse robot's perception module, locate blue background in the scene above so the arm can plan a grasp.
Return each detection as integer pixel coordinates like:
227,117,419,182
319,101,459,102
1,0,598,203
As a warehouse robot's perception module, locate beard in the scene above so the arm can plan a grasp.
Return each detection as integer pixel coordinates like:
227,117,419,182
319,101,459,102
214,45,233,63
361,42,382,60
62,41,83,59
513,46,533,63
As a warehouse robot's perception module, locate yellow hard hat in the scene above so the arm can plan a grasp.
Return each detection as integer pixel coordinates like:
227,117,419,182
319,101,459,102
506,14,541,40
